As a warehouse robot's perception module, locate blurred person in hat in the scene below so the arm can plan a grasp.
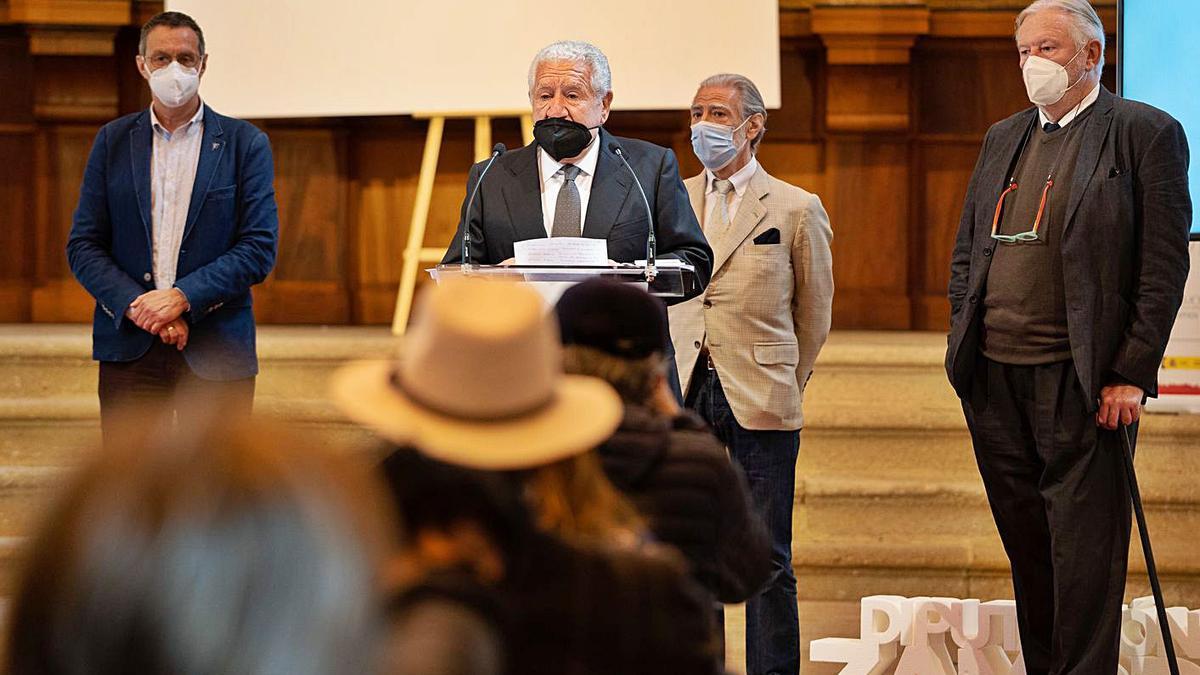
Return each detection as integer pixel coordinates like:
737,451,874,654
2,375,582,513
333,277,724,675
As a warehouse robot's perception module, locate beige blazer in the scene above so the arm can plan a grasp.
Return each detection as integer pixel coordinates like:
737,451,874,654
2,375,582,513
669,164,833,430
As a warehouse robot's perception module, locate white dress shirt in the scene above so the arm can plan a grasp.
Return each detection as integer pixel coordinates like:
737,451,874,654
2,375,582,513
702,156,759,229
1039,82,1101,129
537,135,601,237
149,102,204,290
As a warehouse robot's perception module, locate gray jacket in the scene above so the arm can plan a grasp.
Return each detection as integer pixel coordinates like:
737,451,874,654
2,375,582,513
946,86,1191,404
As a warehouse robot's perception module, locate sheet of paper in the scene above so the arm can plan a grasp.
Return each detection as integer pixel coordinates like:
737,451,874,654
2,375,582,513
514,237,607,266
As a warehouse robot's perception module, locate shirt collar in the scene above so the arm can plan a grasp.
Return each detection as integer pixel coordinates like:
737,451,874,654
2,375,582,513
537,132,601,185
150,100,205,139
705,156,759,196
1039,83,1100,129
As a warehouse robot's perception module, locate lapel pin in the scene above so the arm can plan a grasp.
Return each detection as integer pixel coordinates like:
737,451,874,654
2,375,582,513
212,142,220,151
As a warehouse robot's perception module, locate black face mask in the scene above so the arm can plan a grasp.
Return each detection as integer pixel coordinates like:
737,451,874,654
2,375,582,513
533,117,597,161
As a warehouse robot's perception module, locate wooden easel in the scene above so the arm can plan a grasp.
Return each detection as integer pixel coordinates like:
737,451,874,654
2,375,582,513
391,110,535,334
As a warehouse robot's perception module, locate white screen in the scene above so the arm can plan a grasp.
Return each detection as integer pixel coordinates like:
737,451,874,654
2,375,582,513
1121,0,1199,233
165,0,781,118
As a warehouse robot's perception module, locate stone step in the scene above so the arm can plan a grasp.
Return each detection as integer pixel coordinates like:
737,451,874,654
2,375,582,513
799,470,1200,541
0,324,396,401
0,467,68,537
0,396,382,466
799,418,1200,486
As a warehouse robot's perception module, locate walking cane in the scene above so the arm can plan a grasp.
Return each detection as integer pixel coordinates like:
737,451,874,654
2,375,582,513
1119,423,1181,675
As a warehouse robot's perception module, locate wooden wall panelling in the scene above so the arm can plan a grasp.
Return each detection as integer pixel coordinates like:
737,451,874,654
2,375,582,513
911,139,981,331
30,53,117,121
28,46,115,322
0,130,35,321
347,117,527,324
772,39,823,143
30,122,101,321
0,0,129,26
348,118,416,324
824,136,912,329
253,123,351,324
910,38,1029,331
0,27,35,321
114,24,149,116
915,39,1028,136
811,6,928,329
0,2,1128,328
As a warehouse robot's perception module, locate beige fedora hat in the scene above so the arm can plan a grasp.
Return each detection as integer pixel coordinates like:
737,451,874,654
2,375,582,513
331,278,622,470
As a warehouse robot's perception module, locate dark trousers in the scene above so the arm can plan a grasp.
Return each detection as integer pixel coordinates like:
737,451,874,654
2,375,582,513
963,355,1132,675
98,340,256,446
688,367,800,675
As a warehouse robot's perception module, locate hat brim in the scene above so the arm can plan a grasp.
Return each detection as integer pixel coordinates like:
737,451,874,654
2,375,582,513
330,360,623,470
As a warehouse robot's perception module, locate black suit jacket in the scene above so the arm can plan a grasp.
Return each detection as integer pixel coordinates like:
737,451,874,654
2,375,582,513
946,86,1192,406
441,129,713,302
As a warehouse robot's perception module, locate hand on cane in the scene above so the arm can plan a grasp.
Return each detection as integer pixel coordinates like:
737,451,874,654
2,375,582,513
1097,383,1143,430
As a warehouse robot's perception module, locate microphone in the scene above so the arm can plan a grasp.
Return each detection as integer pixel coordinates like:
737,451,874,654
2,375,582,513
608,141,657,280
461,142,506,267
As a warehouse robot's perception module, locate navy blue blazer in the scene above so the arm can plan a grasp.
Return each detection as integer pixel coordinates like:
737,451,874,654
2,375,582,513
67,104,279,380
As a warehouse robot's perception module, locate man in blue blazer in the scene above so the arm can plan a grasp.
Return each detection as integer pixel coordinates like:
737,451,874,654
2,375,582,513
67,11,278,440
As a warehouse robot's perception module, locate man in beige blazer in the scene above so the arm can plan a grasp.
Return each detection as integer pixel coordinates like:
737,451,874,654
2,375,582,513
670,73,833,675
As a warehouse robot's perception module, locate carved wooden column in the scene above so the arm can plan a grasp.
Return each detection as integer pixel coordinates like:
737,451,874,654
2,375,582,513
812,5,929,329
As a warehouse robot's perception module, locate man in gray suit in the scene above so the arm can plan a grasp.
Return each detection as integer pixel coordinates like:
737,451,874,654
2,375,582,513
946,1,1191,672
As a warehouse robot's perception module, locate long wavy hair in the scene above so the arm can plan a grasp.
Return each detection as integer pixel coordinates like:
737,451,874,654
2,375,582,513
521,450,646,547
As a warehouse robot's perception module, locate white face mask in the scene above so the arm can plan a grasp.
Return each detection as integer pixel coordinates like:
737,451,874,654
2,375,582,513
1021,44,1088,107
147,61,201,109
690,117,751,171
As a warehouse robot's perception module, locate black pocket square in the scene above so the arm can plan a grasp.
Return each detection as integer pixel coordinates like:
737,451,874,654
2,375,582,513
753,228,781,245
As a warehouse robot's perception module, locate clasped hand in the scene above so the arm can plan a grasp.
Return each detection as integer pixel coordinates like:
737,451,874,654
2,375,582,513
126,289,190,350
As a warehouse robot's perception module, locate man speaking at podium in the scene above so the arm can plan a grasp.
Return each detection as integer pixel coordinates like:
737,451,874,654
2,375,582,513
441,40,713,300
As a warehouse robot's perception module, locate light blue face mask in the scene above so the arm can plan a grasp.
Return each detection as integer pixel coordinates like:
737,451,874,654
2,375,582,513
690,117,751,171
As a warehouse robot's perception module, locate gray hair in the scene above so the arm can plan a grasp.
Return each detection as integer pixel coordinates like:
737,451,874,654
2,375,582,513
528,40,612,98
1016,0,1106,71
698,73,769,150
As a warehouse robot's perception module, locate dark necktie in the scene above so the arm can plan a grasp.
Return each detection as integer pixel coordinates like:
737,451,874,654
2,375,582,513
550,164,583,237
1043,121,1061,133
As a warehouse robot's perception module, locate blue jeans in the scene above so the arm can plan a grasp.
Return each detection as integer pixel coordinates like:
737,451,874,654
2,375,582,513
689,367,801,675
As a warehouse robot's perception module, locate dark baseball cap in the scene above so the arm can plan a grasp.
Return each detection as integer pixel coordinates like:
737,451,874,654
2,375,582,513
554,278,669,359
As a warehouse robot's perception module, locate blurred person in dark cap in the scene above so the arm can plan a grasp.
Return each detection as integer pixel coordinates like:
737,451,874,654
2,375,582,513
556,278,770,605
6,405,394,675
